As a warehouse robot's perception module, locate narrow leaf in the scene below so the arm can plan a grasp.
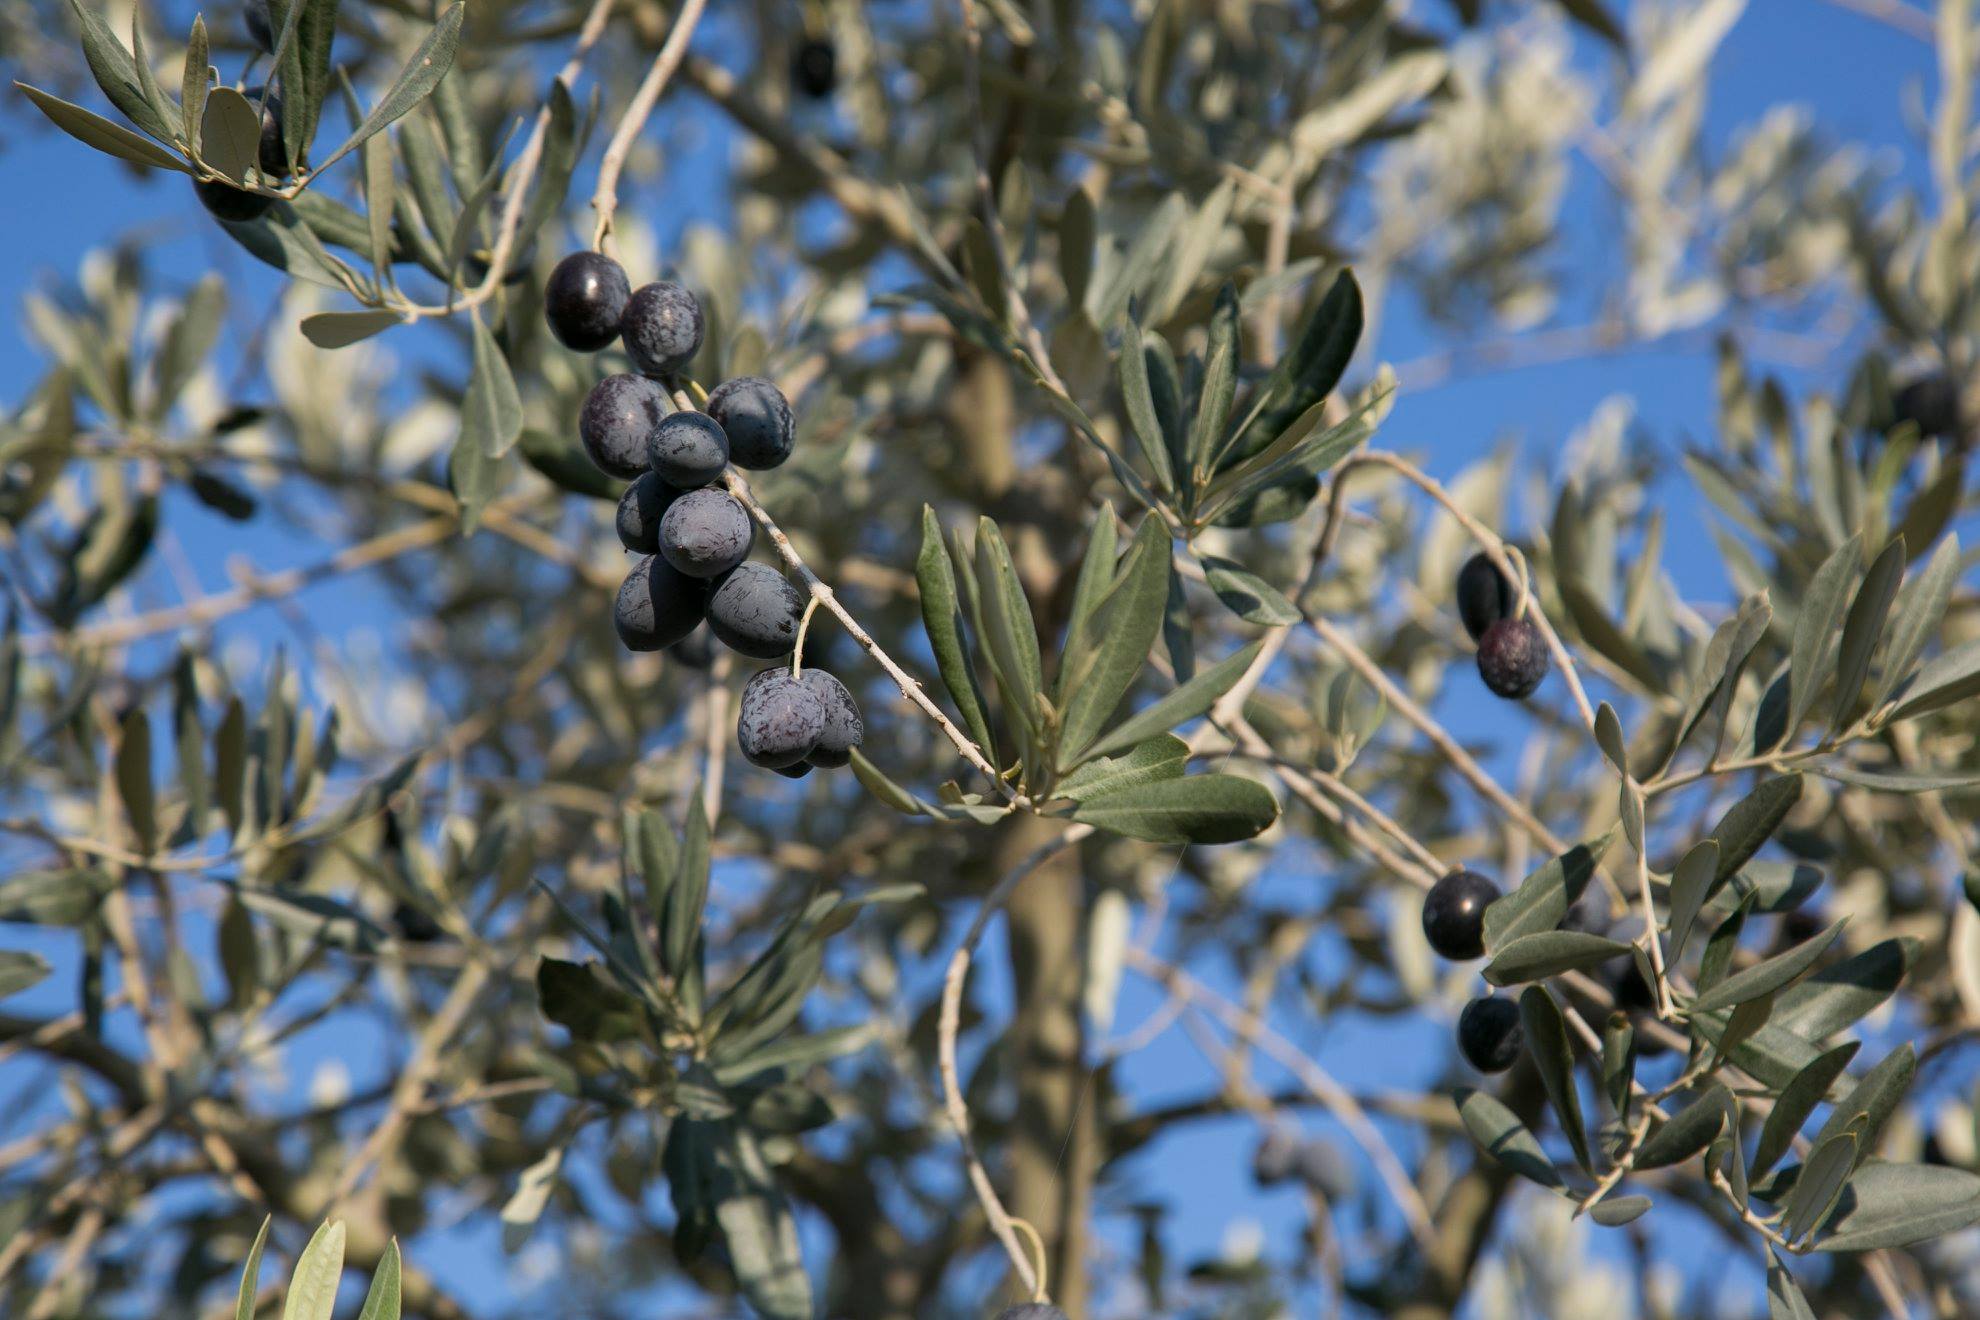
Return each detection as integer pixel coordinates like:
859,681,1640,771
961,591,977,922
1200,555,1300,625
1666,839,1720,961
1070,773,1278,844
1829,536,1905,732
1481,832,1612,954
181,17,209,157
974,517,1045,732
1767,1248,1816,1320
301,309,403,348
17,82,190,172
1116,318,1175,491
1808,1044,1914,1162
1635,1084,1732,1169
1228,268,1363,461
1054,734,1188,799
460,313,522,458
1687,920,1843,1015
1455,1086,1563,1189
235,1216,272,1320
1187,285,1241,479
1059,517,1172,761
1519,986,1591,1172
1752,1041,1859,1179
915,506,997,762
1591,1195,1651,1226
355,1240,401,1320
1708,774,1804,884
200,87,261,182
1886,636,1980,723
313,3,466,174
1482,930,1632,985
1784,1132,1857,1243
281,1219,347,1320
67,0,178,143
0,951,52,999
1773,938,1911,1040
1815,1162,1980,1251
116,709,156,855
1786,533,1862,736
1872,532,1958,711
1083,640,1261,762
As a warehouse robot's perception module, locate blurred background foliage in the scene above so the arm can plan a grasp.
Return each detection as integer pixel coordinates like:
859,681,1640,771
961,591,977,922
0,0,1978,1316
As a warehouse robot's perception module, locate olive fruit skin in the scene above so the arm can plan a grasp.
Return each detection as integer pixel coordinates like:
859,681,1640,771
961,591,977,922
668,624,715,670
1559,899,1608,936
1422,868,1500,960
544,252,632,352
246,0,274,53
659,488,754,578
796,669,863,767
773,761,812,779
1251,1129,1298,1185
1294,1138,1354,1199
620,281,704,377
1603,955,1656,1013
580,374,668,480
737,668,825,769
1477,617,1549,700
791,38,836,98
391,901,443,943
196,179,274,222
616,472,679,554
706,563,807,658
648,410,730,488
706,376,796,470
1455,552,1516,642
241,87,291,178
1892,371,1963,441
614,555,707,651
1457,996,1525,1073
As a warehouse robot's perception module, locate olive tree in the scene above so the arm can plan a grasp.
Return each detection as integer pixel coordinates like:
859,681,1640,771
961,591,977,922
1,0,1978,1316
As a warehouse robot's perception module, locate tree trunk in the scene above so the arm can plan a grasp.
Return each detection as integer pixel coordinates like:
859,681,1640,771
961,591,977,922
1001,815,1095,1315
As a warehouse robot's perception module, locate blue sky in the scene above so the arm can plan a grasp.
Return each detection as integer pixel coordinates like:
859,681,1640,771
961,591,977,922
0,0,1961,1315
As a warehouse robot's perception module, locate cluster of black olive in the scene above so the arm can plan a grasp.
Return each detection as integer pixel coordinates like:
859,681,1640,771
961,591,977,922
545,252,863,777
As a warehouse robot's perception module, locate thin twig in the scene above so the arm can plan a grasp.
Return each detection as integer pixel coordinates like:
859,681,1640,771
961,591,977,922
591,0,712,251
325,962,492,1212
937,823,1094,1298
25,503,527,654
1305,612,1628,904
1820,0,1937,41
423,0,621,317
1125,948,1439,1252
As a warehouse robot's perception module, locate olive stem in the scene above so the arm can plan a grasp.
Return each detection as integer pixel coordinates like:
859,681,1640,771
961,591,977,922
711,460,1018,804
661,385,1010,796
1006,1217,1051,1304
1632,787,1675,1018
1310,449,1596,731
1576,1111,1654,1216
789,597,819,678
